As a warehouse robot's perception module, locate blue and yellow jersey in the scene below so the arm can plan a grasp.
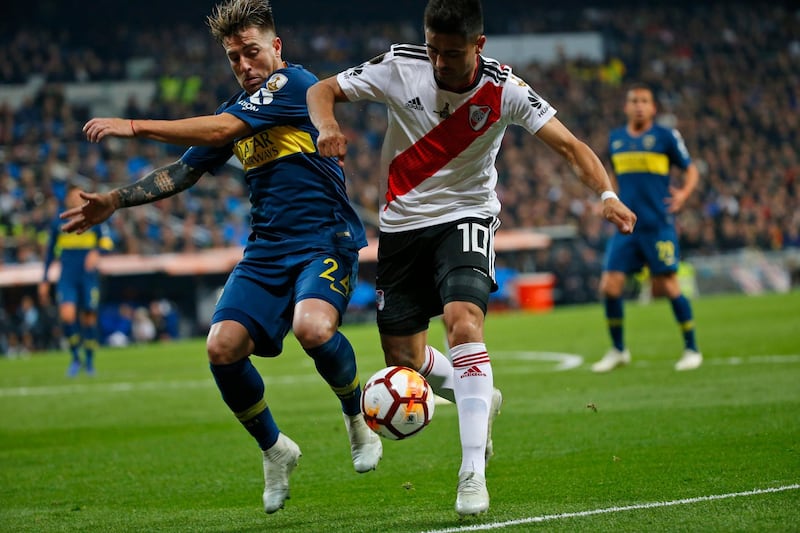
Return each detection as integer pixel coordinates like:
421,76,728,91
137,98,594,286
609,124,692,230
43,219,114,282
180,63,366,254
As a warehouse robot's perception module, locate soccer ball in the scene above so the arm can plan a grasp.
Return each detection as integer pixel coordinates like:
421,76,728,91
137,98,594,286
361,366,435,440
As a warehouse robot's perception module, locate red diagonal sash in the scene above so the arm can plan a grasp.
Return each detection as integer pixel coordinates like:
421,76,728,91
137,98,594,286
386,82,503,204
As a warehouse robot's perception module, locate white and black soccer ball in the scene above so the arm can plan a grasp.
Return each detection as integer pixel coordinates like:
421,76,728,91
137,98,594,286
361,366,435,440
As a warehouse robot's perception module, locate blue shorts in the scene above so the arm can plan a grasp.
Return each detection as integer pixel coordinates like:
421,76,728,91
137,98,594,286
57,273,100,312
212,240,359,357
604,225,680,276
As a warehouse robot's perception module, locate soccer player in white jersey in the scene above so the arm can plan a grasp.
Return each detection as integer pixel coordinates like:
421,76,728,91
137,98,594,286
308,0,637,516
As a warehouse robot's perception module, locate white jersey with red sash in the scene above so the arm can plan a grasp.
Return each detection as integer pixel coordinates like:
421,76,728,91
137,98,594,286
336,43,557,233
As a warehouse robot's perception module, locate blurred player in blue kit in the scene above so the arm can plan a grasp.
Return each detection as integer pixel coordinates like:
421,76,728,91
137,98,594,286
60,0,381,514
40,186,114,376
592,83,703,373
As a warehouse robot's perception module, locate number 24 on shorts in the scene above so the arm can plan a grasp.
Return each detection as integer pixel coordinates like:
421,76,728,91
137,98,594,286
318,257,351,297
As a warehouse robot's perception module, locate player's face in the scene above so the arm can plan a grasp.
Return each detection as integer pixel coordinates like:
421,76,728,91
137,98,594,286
624,88,656,127
424,30,486,91
223,26,283,95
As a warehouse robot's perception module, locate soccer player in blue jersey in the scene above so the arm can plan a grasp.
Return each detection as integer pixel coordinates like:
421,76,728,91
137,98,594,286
60,0,381,514
592,83,702,373
40,186,113,377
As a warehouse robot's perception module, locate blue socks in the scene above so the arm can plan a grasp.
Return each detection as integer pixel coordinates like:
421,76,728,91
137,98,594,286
82,324,98,371
305,331,361,416
209,330,362,450
670,295,698,351
606,294,698,353
604,297,625,351
64,322,81,363
210,358,279,450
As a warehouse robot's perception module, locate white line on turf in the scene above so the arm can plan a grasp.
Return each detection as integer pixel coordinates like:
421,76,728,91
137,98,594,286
1,353,798,398
421,484,800,533
708,354,800,365
0,374,320,397
493,351,584,371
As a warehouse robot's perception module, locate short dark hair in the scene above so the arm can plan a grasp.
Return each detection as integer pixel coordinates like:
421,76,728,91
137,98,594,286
423,0,484,39
626,82,657,104
627,82,653,94
207,0,275,43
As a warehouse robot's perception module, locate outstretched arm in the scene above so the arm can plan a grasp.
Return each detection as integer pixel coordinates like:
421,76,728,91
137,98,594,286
83,112,250,147
536,117,637,234
307,77,351,165
60,160,204,234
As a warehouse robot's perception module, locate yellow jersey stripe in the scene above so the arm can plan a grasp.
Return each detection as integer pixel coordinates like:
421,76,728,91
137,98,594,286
233,125,316,172
56,232,100,250
612,151,670,176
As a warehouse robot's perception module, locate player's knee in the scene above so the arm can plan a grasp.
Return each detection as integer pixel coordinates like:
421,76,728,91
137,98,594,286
293,317,337,350
447,320,483,346
292,299,340,349
206,338,238,365
79,312,97,327
206,324,250,365
59,307,77,324
599,274,625,297
654,274,681,298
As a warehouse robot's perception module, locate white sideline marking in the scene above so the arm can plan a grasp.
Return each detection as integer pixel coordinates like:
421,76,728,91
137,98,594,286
493,351,584,371
0,374,320,398
709,354,800,365
1,354,798,398
422,484,800,533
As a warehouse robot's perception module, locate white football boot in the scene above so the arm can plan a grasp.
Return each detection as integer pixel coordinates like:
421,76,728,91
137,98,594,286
485,388,503,463
591,348,631,373
343,412,382,473
262,433,302,514
675,349,703,371
455,471,489,516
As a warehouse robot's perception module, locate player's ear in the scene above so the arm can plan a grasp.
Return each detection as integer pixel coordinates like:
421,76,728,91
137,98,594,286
475,35,486,55
272,36,282,57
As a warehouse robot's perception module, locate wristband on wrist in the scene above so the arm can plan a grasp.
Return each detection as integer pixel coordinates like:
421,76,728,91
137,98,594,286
601,190,618,202
130,119,137,137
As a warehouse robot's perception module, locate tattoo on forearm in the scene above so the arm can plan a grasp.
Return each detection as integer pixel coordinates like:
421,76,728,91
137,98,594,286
117,161,203,207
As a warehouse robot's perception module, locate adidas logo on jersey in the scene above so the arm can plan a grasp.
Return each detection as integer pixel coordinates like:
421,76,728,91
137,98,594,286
460,365,486,378
404,96,424,111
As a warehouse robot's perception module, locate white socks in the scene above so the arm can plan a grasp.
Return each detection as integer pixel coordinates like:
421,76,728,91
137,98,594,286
449,342,493,477
420,345,456,402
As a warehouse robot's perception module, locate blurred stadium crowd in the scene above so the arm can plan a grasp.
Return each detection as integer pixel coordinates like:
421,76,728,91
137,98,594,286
0,3,798,348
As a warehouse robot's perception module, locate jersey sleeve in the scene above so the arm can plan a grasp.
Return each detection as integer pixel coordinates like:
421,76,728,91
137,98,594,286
501,73,557,134
666,128,692,169
180,99,237,174
336,52,393,103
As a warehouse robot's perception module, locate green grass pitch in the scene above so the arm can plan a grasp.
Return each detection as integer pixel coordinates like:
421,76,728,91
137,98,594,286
1,291,798,532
